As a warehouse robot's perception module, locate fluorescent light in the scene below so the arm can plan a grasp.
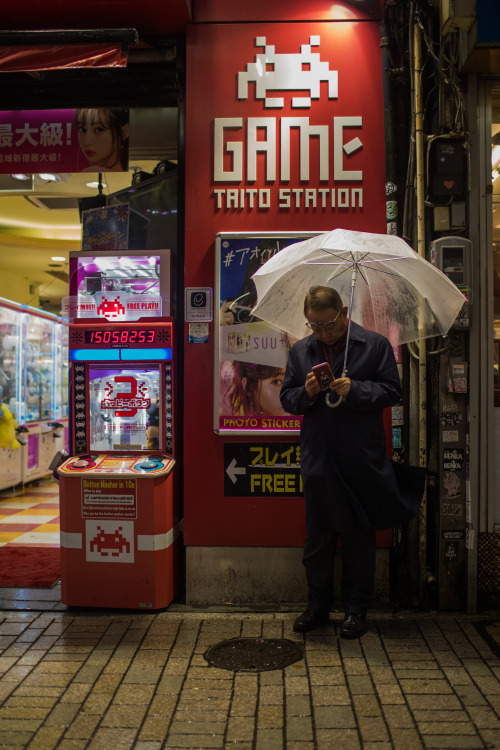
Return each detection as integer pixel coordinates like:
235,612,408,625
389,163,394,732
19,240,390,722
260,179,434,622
51,256,66,262
85,181,107,189
10,173,31,181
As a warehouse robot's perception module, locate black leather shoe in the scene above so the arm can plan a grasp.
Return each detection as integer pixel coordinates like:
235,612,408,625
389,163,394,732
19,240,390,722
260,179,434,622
340,612,367,639
293,610,330,633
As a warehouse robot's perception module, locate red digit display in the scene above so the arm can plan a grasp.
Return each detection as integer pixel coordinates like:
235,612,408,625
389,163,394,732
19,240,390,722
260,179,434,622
83,328,162,345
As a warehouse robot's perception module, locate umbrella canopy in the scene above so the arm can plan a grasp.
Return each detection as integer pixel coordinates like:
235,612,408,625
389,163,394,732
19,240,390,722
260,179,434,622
251,228,466,346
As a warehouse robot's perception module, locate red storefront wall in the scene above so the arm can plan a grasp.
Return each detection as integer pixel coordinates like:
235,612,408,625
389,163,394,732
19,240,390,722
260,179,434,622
184,2,389,549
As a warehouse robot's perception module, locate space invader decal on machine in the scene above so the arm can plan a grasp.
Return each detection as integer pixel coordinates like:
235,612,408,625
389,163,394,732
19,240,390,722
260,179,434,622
96,295,126,319
237,36,338,109
86,520,134,563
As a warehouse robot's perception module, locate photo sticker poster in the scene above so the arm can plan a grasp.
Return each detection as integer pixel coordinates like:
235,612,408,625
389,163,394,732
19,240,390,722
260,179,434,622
216,233,311,433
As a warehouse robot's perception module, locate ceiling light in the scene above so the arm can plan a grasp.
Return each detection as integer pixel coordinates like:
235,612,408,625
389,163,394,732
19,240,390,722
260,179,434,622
39,173,63,182
10,173,31,181
51,256,66,262
85,181,107,189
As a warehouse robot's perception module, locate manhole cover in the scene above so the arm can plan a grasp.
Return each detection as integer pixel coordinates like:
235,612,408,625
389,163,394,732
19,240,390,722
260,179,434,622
204,637,303,672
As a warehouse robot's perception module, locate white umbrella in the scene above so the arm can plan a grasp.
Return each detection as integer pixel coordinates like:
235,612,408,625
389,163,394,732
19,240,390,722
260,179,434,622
251,228,465,349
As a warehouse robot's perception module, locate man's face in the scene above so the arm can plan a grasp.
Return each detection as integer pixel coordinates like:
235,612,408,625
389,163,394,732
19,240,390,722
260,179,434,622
305,306,347,346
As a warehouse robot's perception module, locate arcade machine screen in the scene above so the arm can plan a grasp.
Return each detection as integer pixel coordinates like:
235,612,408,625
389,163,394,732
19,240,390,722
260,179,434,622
88,365,161,453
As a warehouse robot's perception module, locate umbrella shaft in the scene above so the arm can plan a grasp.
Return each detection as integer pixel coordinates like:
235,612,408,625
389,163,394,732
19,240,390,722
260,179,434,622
342,267,358,376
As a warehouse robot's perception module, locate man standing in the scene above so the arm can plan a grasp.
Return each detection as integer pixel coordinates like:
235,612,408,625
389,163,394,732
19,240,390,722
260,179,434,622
280,285,423,638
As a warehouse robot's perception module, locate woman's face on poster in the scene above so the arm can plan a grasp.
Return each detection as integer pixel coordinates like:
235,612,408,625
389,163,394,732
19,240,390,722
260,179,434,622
258,371,286,415
76,110,127,170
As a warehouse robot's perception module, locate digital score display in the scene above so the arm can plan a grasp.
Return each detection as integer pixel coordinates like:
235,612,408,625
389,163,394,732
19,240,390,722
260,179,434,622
70,322,173,350
85,329,157,345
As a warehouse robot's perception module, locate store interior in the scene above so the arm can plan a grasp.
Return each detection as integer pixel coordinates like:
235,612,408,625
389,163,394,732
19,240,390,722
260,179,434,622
0,107,178,586
0,107,177,313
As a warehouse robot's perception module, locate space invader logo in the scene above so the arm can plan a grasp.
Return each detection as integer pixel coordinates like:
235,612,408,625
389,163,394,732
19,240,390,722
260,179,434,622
96,295,126,319
86,520,134,563
237,35,338,109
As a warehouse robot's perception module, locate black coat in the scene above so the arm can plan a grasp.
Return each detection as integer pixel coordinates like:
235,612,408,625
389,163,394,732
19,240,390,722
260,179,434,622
280,321,425,534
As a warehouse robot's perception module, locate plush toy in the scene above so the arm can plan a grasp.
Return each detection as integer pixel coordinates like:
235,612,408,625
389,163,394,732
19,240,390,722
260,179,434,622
145,424,159,450
0,404,21,450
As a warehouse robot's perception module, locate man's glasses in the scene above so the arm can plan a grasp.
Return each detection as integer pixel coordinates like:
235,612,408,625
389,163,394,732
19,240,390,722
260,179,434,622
305,309,342,331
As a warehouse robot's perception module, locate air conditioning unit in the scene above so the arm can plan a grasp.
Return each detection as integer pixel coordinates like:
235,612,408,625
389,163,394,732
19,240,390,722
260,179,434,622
441,0,476,33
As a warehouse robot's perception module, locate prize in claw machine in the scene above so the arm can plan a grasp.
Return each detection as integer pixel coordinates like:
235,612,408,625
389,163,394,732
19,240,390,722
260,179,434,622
57,317,179,609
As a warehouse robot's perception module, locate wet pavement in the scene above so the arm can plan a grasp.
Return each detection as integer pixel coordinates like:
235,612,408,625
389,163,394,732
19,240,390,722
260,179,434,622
0,585,498,749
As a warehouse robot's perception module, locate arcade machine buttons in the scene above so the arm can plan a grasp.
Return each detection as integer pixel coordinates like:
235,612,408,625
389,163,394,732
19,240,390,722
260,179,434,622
136,458,163,471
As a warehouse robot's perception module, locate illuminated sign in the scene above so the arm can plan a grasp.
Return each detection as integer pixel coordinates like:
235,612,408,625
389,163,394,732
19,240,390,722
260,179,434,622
85,329,157,345
210,32,372,215
70,323,172,349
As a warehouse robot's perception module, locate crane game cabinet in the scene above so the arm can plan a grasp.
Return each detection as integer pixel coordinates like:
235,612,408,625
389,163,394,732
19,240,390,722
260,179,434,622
57,317,180,609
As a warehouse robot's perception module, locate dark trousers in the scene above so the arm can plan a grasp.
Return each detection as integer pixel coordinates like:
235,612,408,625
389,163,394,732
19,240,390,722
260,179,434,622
303,530,376,614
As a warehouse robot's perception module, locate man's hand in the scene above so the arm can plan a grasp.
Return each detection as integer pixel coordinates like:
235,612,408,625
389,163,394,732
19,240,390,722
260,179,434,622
305,371,321,401
329,377,351,397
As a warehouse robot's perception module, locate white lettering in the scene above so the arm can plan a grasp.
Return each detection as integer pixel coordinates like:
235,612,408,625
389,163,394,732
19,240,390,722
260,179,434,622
333,116,363,181
247,118,276,181
280,118,329,181
213,187,364,211
338,188,349,207
213,116,363,184
279,188,290,208
214,118,243,181
259,189,271,208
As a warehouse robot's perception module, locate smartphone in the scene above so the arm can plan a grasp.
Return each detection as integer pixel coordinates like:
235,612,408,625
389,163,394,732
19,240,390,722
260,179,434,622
312,361,335,390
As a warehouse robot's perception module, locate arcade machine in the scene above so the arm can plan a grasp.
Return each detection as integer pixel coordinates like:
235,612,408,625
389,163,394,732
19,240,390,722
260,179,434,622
57,249,179,609
20,305,64,484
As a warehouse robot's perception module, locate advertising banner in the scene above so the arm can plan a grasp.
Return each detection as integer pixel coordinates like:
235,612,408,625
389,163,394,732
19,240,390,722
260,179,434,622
0,108,129,173
216,232,318,433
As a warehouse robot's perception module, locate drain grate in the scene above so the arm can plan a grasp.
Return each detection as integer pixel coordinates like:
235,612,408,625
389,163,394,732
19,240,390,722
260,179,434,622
204,637,303,672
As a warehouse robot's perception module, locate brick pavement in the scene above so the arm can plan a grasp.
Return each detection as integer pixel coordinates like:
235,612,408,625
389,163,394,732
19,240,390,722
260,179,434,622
0,608,497,749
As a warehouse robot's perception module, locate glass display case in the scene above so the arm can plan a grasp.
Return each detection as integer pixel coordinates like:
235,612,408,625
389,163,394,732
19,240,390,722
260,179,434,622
0,298,23,490
21,306,67,483
0,298,22,417
0,300,69,488
65,249,174,323
22,308,56,424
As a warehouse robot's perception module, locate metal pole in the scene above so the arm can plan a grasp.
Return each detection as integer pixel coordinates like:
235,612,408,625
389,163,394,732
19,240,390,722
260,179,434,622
413,19,428,604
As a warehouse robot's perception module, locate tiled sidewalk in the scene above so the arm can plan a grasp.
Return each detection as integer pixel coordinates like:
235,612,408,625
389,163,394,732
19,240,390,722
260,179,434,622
0,608,498,749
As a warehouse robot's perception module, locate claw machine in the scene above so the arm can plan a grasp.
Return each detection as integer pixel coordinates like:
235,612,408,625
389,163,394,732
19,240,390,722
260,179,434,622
53,319,69,455
20,305,63,483
0,297,24,489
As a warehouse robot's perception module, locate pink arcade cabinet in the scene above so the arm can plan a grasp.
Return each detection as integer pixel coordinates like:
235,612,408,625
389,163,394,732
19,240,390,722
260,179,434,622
57,250,180,609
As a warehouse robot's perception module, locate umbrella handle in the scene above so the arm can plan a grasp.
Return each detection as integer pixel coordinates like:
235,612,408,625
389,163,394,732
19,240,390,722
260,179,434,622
326,392,343,409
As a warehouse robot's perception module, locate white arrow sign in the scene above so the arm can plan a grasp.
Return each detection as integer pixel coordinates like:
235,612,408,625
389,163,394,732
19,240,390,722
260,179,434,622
226,457,246,484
